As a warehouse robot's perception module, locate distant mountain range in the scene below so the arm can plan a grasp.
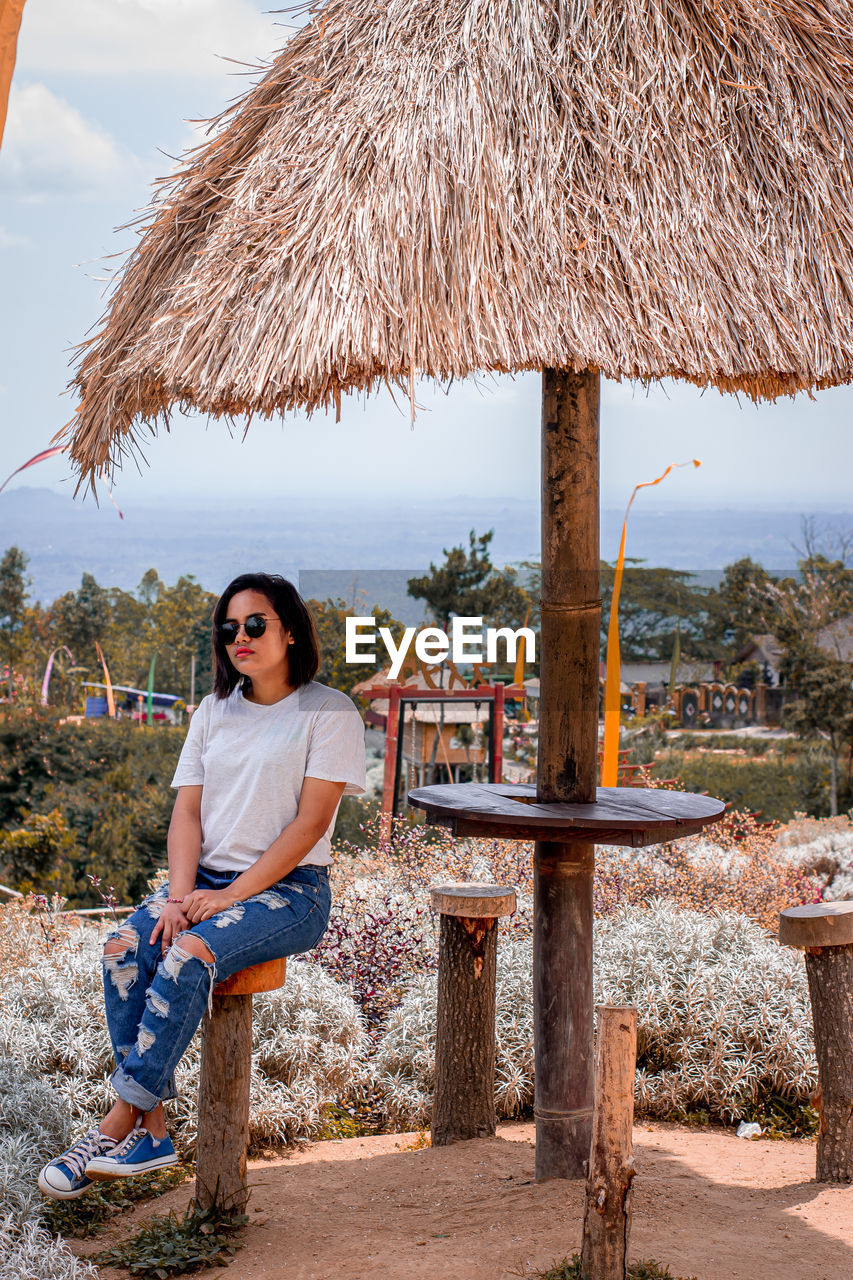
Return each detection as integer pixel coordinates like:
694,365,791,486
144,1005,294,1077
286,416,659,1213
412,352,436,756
0,486,838,615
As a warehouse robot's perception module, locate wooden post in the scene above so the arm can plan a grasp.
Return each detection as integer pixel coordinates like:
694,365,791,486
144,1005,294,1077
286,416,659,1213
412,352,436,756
196,994,253,1212
634,682,646,718
380,685,402,838
491,681,505,783
430,883,516,1146
195,958,286,1212
754,681,767,724
779,903,853,1182
535,367,600,1180
581,1005,638,1280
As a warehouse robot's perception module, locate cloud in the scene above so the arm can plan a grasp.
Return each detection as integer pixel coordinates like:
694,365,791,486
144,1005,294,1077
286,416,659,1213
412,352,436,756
0,84,143,201
0,226,32,249
17,0,287,78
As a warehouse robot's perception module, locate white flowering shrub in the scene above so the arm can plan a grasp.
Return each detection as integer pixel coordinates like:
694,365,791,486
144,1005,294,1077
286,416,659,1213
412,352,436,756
373,902,816,1128
773,813,853,899
0,905,369,1280
0,919,369,1165
374,932,535,1128
595,901,816,1121
0,1218,98,1280
167,959,372,1151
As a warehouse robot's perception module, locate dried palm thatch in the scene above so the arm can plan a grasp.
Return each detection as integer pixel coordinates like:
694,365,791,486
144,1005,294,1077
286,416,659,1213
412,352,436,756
67,0,853,486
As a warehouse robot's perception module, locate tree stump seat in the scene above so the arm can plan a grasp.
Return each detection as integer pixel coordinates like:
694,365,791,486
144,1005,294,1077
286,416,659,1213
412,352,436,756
409,783,725,847
779,902,853,1182
195,957,287,1211
430,882,516,1147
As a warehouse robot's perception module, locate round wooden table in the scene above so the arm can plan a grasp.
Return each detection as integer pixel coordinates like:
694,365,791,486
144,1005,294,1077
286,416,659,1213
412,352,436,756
408,782,726,847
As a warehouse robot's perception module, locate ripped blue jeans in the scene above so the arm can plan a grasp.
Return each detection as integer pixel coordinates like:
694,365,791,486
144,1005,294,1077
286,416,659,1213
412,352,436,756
102,864,331,1113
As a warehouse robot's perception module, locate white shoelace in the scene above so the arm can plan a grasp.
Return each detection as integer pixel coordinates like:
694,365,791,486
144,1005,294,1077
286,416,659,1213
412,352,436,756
107,1126,149,1158
59,1129,115,1179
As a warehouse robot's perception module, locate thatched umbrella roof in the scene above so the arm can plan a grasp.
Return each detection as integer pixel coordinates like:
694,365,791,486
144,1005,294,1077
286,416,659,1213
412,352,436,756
67,0,853,485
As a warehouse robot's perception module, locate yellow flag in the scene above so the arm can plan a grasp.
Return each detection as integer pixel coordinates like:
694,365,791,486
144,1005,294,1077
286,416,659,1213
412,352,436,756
513,609,530,687
601,460,701,787
0,1,26,151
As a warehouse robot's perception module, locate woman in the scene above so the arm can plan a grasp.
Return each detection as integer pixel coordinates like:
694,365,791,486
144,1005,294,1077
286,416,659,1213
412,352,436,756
39,573,365,1198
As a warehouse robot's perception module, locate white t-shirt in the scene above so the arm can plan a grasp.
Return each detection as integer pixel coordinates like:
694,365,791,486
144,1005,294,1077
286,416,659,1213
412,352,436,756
171,681,366,870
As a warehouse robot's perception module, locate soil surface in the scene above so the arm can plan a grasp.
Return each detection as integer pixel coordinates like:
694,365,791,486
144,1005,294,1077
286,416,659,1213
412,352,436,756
80,1121,852,1280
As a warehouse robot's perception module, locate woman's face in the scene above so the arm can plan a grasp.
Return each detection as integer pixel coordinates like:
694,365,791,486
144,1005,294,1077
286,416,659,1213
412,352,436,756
221,589,294,684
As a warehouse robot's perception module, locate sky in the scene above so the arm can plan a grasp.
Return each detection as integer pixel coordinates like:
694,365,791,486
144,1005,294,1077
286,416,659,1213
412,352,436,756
1,0,852,517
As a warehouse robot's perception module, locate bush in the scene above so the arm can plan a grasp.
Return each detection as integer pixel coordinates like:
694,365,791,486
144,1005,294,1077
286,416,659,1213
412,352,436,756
0,810,75,896
0,902,369,1165
650,745,837,820
594,826,822,932
0,711,183,905
0,1219,98,1280
373,902,816,1131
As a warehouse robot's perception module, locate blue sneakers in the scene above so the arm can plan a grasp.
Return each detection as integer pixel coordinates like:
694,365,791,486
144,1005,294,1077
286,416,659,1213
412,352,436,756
85,1126,178,1180
38,1128,118,1199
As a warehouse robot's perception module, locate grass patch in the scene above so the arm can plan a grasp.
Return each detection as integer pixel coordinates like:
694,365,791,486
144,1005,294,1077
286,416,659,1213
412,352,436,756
44,1164,191,1240
533,1256,697,1280
741,1096,819,1139
95,1199,247,1278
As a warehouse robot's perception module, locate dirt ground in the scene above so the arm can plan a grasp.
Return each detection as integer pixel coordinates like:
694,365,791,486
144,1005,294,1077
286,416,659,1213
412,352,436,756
80,1121,852,1280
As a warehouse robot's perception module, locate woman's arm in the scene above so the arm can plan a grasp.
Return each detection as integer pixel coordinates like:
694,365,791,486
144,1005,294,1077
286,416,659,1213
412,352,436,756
181,777,344,923
150,785,204,948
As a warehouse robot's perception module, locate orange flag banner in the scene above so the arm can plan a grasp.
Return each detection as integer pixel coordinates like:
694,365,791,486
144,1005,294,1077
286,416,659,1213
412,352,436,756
0,1,26,150
513,609,530,687
94,642,117,719
601,459,701,788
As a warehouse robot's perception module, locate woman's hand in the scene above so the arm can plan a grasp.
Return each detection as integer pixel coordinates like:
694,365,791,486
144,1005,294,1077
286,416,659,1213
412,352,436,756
182,887,240,924
150,902,190,953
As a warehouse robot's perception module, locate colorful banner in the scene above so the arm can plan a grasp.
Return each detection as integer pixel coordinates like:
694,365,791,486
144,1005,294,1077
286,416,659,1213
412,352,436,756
0,1,26,151
40,645,73,706
0,445,64,495
146,654,157,726
94,642,116,718
0,444,125,516
601,460,701,787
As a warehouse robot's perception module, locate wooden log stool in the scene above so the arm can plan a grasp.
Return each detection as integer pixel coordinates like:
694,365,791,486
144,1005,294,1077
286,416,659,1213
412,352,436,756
581,1005,638,1280
195,957,287,1211
779,901,853,1182
430,882,516,1146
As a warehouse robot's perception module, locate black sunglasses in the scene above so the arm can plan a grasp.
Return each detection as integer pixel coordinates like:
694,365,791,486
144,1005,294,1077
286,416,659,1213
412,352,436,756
217,613,270,645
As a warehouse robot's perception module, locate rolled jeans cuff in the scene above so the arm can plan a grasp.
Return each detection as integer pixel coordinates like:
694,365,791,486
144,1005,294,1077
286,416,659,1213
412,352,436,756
110,1064,177,1112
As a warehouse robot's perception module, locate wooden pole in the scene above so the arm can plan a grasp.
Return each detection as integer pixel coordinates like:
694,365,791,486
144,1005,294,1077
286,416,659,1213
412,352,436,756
380,685,402,838
196,993,253,1212
779,903,853,1182
581,1005,638,1280
535,367,600,1180
805,945,853,1181
430,883,516,1146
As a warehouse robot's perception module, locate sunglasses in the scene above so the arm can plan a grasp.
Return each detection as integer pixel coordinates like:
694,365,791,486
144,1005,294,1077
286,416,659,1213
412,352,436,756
217,614,271,645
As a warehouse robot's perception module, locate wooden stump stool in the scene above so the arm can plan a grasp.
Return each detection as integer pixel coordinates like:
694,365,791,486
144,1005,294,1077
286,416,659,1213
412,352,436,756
779,901,853,1182
195,957,286,1211
430,882,516,1146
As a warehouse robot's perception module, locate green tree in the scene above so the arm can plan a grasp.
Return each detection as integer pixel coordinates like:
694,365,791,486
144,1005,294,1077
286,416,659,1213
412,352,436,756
0,546,30,697
0,809,75,895
407,529,532,632
600,561,714,662
310,596,403,696
149,575,216,701
703,557,775,658
50,572,111,673
783,648,853,815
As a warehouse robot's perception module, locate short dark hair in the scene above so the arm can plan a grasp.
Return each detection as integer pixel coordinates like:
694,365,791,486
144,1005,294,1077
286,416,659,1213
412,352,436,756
212,573,320,699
